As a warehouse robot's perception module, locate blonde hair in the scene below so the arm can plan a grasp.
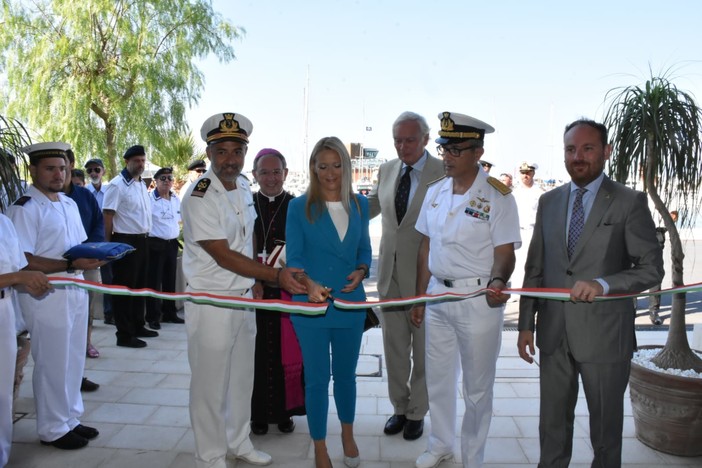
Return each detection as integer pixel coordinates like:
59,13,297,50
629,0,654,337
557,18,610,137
305,136,358,222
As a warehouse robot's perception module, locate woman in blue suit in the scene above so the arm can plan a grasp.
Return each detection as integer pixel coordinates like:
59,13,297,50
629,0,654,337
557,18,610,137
286,136,371,468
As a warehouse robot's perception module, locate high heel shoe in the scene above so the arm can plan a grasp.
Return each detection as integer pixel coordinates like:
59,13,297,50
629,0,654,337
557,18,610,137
343,454,360,467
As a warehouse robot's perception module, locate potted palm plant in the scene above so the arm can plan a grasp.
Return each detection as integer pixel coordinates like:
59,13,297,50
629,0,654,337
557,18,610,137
0,113,31,212
604,72,702,456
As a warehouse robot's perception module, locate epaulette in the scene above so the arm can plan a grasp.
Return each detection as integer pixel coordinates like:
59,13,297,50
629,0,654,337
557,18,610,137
13,195,31,206
487,176,512,195
426,175,446,187
191,178,211,198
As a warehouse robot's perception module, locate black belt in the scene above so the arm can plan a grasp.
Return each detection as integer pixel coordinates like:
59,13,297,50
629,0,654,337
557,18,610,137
114,232,148,238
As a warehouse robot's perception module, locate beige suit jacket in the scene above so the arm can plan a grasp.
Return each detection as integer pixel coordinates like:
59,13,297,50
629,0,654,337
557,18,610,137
367,152,444,298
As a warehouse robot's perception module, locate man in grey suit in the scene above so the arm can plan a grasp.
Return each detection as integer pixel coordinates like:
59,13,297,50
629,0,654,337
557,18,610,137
518,119,664,468
367,111,444,440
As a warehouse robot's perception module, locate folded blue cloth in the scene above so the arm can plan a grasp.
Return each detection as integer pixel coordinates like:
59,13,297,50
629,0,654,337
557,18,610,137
63,242,136,261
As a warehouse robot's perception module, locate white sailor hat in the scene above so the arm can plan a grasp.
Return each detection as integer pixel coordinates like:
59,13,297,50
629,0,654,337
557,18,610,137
436,111,495,145
22,142,71,164
200,112,253,145
519,161,538,172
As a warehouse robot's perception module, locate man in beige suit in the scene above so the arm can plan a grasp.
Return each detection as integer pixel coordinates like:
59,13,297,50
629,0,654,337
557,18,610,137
367,111,444,441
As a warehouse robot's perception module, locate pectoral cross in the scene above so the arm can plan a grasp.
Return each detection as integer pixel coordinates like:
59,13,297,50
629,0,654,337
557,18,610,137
258,249,267,264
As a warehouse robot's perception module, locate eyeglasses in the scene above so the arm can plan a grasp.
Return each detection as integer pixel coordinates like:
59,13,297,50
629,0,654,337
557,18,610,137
85,167,102,174
436,145,478,157
520,170,534,175
195,168,206,174
158,175,174,182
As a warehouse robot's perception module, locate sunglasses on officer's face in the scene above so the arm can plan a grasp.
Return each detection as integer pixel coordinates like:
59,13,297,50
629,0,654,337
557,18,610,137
158,176,174,182
86,167,102,174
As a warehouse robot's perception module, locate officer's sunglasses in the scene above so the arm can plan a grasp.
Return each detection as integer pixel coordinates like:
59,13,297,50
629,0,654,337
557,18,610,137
158,175,174,182
85,167,102,174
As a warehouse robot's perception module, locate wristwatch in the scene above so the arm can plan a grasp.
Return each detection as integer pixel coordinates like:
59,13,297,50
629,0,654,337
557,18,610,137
66,259,76,274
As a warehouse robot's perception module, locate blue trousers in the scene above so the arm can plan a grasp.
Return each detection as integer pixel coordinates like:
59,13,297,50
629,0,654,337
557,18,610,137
293,324,363,440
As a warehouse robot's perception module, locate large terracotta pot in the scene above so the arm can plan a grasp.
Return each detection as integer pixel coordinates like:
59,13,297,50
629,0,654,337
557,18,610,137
629,345,702,456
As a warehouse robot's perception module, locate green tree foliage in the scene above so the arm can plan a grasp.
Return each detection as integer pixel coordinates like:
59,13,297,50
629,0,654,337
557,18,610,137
0,113,31,212
0,0,241,177
151,130,204,180
604,72,702,372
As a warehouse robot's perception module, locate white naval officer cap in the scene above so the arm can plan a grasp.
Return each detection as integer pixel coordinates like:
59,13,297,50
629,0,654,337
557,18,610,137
200,112,253,145
436,111,495,145
519,161,539,172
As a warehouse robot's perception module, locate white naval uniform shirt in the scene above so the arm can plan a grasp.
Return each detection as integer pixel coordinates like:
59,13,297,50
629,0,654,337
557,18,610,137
103,168,151,234
86,182,109,209
181,172,257,293
149,190,181,240
416,169,521,281
7,185,87,268
0,214,27,280
513,183,545,230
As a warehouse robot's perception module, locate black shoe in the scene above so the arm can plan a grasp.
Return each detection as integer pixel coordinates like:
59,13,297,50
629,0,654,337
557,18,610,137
72,424,99,440
277,418,295,433
80,377,100,392
251,421,268,435
649,310,662,325
136,327,159,338
162,315,185,324
403,419,424,440
384,414,407,435
116,337,147,348
104,316,115,325
40,431,88,450
148,321,161,330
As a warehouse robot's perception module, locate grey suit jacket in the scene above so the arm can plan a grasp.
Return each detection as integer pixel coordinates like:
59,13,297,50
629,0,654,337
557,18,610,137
367,153,444,298
518,177,664,363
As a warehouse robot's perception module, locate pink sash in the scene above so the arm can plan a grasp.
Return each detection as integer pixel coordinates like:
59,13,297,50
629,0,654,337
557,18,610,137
279,290,305,410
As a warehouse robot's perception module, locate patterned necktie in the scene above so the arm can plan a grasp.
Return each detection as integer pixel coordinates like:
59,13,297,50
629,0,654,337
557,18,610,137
395,165,413,224
567,187,587,258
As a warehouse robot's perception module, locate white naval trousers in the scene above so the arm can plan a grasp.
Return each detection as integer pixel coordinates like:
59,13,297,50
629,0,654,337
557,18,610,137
0,294,17,466
424,278,504,468
18,284,88,441
185,289,257,468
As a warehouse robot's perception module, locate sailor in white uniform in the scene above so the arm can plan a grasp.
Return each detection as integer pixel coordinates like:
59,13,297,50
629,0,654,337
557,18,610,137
7,142,104,450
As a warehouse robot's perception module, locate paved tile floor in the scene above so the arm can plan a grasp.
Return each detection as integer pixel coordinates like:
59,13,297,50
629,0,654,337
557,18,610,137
8,313,702,467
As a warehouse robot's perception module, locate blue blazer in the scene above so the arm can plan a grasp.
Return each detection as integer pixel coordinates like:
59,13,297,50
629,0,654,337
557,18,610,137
286,194,372,328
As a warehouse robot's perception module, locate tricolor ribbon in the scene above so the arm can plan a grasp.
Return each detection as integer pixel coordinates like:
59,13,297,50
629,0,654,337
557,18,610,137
48,277,702,314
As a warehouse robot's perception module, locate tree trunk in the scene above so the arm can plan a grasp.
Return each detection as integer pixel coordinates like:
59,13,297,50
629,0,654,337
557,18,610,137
645,134,702,372
105,119,118,179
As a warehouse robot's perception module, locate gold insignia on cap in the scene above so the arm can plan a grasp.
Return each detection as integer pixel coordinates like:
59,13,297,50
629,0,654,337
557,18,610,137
440,112,455,132
220,113,240,135
438,112,481,139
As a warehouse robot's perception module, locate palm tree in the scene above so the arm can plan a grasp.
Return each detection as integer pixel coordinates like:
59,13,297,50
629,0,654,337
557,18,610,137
604,73,702,372
150,130,205,182
0,114,31,212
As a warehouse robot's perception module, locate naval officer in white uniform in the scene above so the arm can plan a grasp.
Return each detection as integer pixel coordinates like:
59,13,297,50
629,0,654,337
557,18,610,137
411,113,521,468
181,112,306,468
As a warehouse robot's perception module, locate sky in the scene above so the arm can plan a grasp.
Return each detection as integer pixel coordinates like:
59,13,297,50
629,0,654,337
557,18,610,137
186,0,702,181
